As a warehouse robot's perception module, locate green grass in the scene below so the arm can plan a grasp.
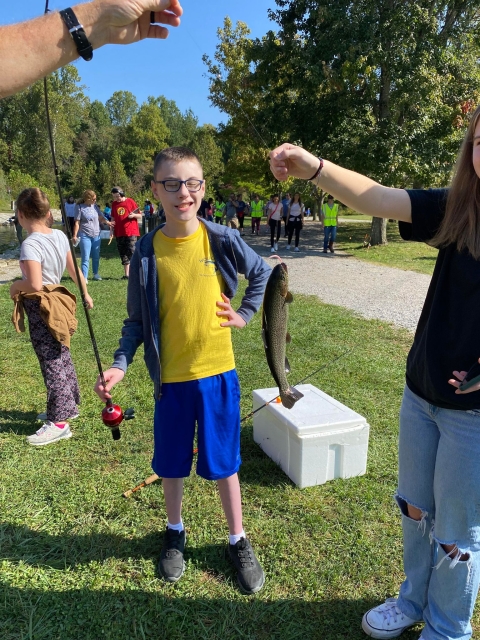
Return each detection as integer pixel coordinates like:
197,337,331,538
337,221,438,275
0,243,467,639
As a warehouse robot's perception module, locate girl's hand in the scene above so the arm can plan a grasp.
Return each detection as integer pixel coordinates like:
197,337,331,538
94,367,125,402
9,281,19,299
449,359,480,394
216,292,247,328
270,143,321,181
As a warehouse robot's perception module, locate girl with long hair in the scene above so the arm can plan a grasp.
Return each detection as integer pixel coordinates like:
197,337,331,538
270,105,480,640
286,192,305,252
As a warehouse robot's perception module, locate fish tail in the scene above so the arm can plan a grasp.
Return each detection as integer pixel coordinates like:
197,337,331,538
280,386,304,409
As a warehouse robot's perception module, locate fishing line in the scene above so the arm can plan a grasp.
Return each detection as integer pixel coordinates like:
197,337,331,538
239,348,354,423
42,0,122,439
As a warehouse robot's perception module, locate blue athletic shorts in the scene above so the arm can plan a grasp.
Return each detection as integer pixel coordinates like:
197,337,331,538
152,369,241,481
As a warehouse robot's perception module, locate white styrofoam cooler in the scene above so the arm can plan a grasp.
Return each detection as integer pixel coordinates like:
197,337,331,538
253,384,370,488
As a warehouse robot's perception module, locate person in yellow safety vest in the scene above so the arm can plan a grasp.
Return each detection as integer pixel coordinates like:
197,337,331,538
321,195,339,253
214,197,226,224
250,194,264,235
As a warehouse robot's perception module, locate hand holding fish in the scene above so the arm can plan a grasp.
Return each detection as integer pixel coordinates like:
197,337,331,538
217,293,247,328
270,143,321,182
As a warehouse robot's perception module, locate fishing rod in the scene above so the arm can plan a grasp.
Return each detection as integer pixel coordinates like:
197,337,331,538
42,0,134,440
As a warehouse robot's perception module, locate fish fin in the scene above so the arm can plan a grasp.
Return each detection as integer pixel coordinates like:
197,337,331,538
262,328,268,349
286,332,292,343
280,386,304,409
285,291,293,303
285,357,291,373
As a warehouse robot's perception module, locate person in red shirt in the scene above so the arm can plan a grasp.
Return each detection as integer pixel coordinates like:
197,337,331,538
110,187,142,279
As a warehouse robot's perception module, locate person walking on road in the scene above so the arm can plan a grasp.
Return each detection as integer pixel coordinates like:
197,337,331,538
286,192,305,252
321,195,339,253
250,194,264,235
267,194,282,253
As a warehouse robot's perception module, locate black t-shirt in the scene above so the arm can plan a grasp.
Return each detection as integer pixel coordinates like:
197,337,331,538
400,188,480,410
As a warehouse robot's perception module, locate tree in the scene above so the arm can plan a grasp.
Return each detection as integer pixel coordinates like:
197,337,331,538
106,91,138,127
206,2,480,244
122,101,169,178
191,125,224,194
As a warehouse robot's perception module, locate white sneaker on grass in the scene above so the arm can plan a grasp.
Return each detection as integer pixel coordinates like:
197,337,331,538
37,411,79,421
93,274,102,281
362,598,419,638
27,422,72,446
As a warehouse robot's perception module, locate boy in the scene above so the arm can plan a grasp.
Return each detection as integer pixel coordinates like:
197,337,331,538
110,186,142,279
94,147,271,594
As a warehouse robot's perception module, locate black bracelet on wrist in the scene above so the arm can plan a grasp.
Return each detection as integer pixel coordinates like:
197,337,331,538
59,8,93,61
309,158,324,181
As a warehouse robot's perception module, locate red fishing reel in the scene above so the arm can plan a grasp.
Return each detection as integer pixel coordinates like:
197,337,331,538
101,401,135,440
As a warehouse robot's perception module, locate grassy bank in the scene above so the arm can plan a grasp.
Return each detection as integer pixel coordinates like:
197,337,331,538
337,220,438,275
0,242,467,639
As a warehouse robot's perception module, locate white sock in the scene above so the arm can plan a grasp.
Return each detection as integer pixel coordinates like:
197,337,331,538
167,520,184,533
229,530,245,546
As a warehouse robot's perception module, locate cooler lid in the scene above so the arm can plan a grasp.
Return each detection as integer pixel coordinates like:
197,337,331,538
252,384,367,435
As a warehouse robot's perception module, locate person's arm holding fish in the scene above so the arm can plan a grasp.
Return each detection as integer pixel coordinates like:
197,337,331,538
269,143,412,223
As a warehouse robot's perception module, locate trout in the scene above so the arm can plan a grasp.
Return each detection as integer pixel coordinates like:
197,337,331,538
262,262,304,409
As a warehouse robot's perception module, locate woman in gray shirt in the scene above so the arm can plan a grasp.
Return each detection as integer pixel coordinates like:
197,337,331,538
73,190,111,282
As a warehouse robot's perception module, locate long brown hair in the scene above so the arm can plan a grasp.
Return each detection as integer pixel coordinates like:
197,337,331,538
432,105,480,258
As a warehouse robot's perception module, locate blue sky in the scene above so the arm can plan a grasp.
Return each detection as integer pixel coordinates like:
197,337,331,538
4,0,278,126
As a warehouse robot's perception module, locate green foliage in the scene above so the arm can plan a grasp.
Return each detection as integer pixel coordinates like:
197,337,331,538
205,2,480,189
105,90,139,127
7,169,58,207
0,76,224,211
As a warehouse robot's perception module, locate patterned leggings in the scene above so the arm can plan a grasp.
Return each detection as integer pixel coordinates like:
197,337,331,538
24,299,80,422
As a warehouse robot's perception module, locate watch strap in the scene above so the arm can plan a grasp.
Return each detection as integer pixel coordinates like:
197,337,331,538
60,8,93,62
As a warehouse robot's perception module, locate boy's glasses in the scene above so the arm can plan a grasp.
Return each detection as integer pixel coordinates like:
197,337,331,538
154,179,204,192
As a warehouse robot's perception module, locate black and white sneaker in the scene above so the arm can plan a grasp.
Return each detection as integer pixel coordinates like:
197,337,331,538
228,537,265,595
158,528,185,583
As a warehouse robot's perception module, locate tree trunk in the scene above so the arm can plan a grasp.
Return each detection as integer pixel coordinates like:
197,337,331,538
312,189,323,221
370,217,387,245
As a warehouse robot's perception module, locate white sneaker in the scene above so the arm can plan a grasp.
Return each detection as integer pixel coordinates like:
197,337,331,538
362,599,419,638
27,421,72,446
274,242,278,250
294,247,300,252
93,274,102,281
286,245,291,250
37,412,79,421
270,247,275,253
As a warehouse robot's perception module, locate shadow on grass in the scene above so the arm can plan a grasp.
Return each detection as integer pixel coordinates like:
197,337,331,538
0,578,424,640
0,409,39,436
413,256,436,262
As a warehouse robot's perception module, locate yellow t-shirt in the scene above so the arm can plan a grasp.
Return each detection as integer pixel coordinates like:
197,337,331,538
153,224,235,382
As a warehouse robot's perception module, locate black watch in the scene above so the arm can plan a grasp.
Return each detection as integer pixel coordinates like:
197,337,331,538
60,8,93,61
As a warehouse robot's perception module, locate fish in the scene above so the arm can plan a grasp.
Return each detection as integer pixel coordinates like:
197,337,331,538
262,261,304,409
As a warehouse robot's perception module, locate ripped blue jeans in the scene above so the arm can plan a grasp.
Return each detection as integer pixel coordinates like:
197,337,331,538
396,385,480,640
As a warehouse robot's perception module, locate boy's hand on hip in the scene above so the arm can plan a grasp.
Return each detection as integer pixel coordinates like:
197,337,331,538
94,367,125,401
217,292,247,328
